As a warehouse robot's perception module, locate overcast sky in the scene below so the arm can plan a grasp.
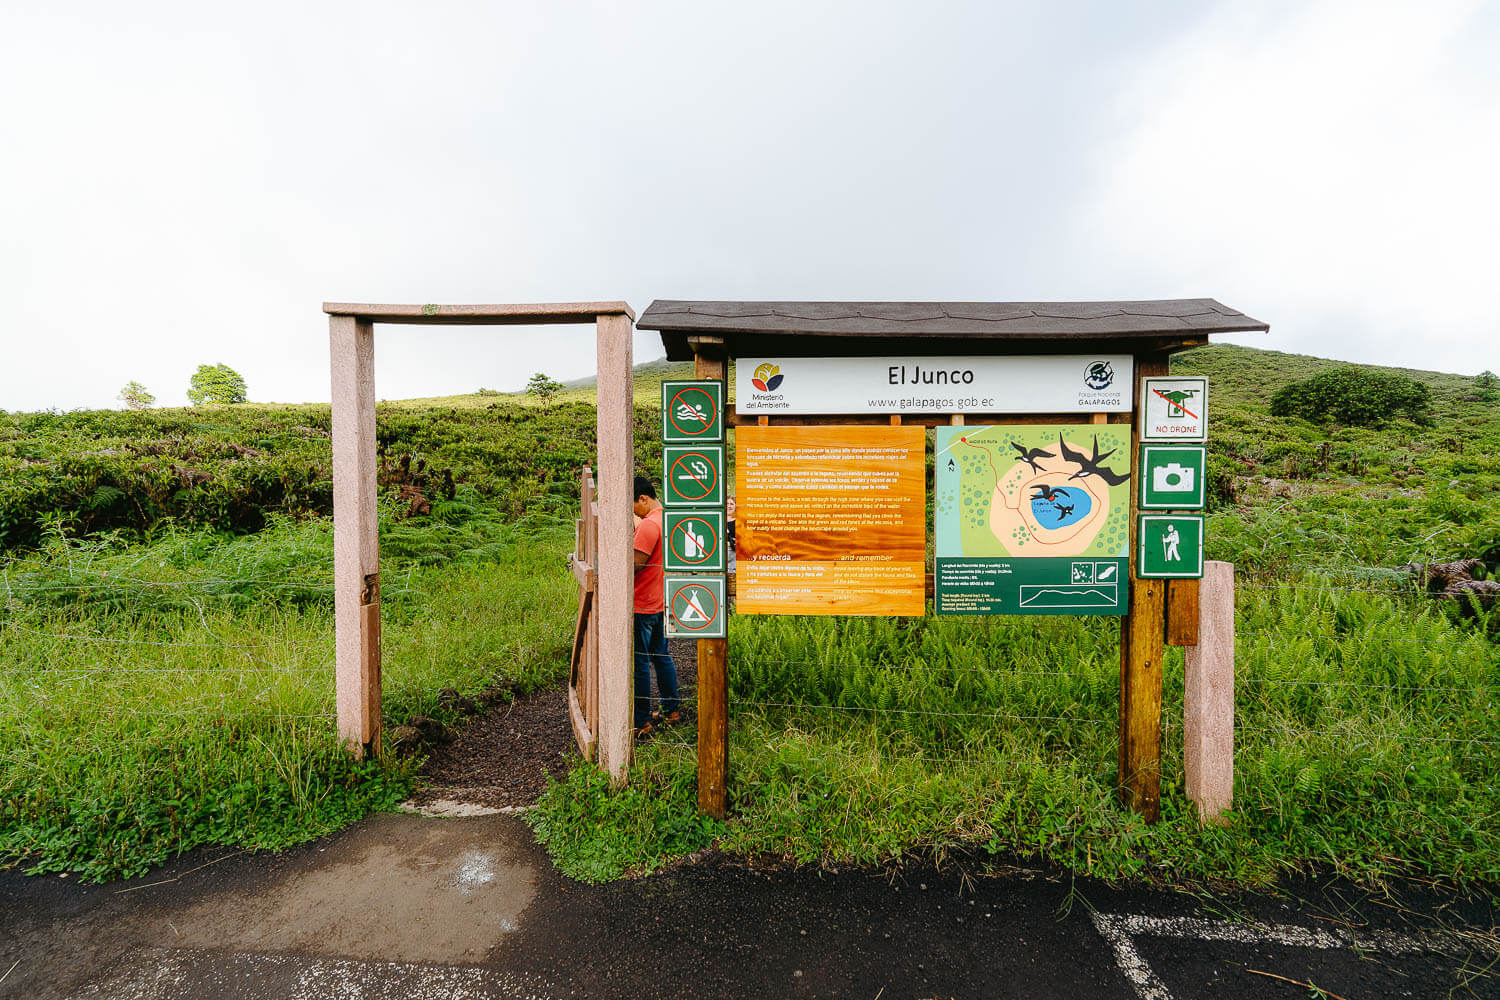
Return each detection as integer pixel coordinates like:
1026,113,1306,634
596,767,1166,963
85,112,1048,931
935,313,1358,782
3,0,1496,411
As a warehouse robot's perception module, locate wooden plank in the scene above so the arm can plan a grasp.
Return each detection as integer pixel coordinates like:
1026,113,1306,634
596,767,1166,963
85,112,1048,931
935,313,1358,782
330,315,381,758
1091,412,1107,425
569,686,597,762
571,557,596,592
727,408,1131,427
1185,561,1235,823
1166,577,1201,646
323,301,635,324
694,350,730,819
890,414,902,425
594,312,635,785
697,636,729,818
1119,352,1170,821
569,588,594,690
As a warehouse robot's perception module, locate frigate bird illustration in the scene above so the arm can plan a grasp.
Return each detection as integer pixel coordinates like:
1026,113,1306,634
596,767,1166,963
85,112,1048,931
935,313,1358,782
1012,442,1054,472
1030,484,1064,502
1053,502,1075,519
1058,434,1130,486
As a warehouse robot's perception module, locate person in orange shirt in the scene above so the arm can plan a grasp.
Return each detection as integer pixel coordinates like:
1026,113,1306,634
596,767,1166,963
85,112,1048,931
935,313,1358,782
632,475,679,736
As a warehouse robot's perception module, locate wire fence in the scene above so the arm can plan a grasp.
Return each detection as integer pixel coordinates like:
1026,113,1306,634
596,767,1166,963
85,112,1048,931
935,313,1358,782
2,575,1495,763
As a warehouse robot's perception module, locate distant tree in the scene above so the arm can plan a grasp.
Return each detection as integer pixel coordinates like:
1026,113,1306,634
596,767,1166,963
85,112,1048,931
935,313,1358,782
1477,371,1499,390
526,372,565,403
117,381,155,410
1269,367,1432,427
187,364,248,405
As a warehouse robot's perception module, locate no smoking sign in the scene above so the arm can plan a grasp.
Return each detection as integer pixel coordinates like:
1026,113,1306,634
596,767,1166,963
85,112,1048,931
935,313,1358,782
665,576,726,638
662,444,725,507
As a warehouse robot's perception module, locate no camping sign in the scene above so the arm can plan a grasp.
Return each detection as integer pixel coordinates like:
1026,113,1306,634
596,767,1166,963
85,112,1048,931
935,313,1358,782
664,576,726,638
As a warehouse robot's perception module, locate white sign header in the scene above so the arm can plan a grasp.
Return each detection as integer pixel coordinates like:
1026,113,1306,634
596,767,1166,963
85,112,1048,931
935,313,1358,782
736,356,1134,414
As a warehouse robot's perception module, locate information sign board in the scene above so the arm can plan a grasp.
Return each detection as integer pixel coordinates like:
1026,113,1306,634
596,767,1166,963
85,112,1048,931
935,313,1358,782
737,356,1133,414
1141,377,1207,441
662,510,726,573
735,425,926,615
665,575,726,638
1137,515,1204,578
662,445,725,508
660,380,723,443
1139,445,1207,510
934,425,1132,615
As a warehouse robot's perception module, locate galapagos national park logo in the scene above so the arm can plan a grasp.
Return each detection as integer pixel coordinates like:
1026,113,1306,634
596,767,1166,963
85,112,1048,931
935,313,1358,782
751,363,784,392
1083,360,1115,391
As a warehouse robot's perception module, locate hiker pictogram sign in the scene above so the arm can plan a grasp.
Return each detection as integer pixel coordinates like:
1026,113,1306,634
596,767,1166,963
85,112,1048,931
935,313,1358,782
663,510,726,572
1140,377,1208,441
663,444,725,507
1137,514,1205,579
665,575,726,638
661,380,724,443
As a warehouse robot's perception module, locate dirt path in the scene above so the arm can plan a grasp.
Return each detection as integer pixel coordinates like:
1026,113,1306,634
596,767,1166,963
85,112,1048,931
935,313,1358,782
406,638,698,811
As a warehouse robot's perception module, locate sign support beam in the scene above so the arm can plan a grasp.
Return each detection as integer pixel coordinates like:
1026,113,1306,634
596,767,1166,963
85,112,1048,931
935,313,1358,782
694,350,730,819
1119,354,1170,821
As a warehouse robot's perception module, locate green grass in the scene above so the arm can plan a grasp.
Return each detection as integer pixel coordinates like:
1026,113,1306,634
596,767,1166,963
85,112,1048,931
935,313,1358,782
5,342,1500,888
0,504,575,880
534,584,1498,886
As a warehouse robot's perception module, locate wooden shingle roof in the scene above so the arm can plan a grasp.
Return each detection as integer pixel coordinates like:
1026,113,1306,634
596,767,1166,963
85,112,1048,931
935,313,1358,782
638,299,1267,360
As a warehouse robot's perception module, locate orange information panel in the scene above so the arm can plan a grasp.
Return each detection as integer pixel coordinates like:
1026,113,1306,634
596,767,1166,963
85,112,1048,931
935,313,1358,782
735,425,926,615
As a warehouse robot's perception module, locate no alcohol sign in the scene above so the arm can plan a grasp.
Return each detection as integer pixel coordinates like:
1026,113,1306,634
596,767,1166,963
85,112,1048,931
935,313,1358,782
662,444,725,507
665,575,726,638
661,380,724,443
663,510,726,572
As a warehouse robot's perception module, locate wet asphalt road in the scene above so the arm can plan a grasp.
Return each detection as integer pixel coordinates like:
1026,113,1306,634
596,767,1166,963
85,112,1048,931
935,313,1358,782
2,812,1496,999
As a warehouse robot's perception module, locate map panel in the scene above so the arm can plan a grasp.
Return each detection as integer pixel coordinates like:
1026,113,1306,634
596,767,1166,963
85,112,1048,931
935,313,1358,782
934,425,1131,615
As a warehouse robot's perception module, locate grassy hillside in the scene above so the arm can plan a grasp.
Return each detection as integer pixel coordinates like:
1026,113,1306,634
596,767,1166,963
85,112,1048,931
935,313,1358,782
2,343,1497,885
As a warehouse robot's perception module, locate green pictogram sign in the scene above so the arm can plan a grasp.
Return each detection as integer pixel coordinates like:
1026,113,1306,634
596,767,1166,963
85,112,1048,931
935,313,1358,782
1140,377,1208,441
1139,445,1207,510
663,444,725,508
663,510,726,572
665,575,726,638
1137,514,1204,579
661,380,724,443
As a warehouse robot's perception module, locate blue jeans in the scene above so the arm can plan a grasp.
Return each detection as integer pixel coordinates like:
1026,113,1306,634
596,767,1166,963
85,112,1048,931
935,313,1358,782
634,612,679,728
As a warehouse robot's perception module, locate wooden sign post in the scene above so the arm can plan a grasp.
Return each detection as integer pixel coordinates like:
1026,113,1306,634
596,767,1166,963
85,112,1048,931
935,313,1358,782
636,299,1266,823
691,347,730,818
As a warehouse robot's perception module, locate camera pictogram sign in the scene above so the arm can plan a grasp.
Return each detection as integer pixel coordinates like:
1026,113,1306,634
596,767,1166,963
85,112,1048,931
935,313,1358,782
665,575,726,638
663,510,726,572
1139,445,1207,510
663,445,725,507
661,380,723,443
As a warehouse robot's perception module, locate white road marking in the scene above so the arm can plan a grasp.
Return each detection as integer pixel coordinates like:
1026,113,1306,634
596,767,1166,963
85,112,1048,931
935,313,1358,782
1092,911,1500,1000
72,947,562,1000
399,798,532,818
